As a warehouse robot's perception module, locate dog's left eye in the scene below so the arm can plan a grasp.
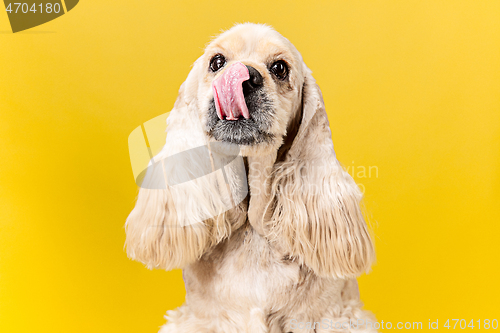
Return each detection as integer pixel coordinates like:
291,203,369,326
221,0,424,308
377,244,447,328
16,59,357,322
210,54,226,72
270,60,289,80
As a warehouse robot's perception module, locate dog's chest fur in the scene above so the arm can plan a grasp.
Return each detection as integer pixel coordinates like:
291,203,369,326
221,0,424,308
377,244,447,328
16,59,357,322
182,224,350,331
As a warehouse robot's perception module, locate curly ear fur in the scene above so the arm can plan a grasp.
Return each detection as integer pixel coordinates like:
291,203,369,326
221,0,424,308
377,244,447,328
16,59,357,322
125,77,245,270
265,67,375,278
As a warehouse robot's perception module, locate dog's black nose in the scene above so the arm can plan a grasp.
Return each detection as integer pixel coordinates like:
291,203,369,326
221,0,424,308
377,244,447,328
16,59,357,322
243,65,263,95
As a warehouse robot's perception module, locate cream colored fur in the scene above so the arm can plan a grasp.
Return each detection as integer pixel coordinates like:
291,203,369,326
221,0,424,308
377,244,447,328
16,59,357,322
125,23,376,333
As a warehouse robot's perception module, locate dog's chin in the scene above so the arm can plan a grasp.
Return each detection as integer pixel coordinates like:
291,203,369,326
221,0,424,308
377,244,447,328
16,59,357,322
208,117,274,146
205,92,278,151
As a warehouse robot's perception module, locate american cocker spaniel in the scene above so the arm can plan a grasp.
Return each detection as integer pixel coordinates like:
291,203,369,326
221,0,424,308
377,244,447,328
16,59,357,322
125,23,376,333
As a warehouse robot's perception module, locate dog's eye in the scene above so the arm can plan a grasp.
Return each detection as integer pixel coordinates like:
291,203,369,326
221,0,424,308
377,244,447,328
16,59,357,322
210,54,226,72
270,61,289,80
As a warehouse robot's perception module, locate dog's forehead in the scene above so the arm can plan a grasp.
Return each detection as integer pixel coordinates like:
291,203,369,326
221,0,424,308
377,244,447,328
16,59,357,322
206,24,296,62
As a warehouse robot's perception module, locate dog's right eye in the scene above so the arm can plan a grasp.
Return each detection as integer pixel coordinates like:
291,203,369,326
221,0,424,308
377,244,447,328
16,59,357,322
270,60,289,80
210,54,226,72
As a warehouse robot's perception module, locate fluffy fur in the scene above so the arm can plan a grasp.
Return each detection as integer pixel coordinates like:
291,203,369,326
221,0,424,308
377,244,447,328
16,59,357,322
125,23,376,333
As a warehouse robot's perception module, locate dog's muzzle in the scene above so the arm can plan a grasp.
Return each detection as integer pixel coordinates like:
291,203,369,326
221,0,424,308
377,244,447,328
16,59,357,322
212,62,264,121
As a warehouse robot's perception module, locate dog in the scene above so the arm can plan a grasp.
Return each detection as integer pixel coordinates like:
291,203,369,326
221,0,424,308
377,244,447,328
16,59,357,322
125,23,376,333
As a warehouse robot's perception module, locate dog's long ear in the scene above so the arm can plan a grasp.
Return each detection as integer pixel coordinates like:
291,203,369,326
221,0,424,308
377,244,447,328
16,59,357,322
265,67,375,279
125,63,244,270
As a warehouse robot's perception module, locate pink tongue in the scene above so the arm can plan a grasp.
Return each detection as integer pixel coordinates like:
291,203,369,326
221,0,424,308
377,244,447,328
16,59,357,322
212,62,250,120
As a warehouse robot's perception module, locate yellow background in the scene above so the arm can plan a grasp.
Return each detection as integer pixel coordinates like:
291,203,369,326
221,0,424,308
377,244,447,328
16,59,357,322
1,1,499,332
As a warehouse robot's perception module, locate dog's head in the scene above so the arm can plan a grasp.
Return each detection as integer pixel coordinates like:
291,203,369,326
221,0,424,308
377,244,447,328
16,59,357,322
178,23,306,156
125,23,374,279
